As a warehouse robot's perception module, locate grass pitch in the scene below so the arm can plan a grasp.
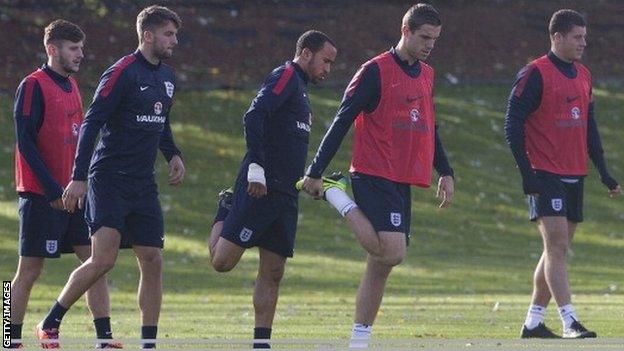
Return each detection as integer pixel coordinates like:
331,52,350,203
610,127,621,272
0,84,622,348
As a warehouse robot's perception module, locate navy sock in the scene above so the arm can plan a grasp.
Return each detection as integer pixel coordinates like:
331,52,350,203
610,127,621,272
141,325,158,349
42,301,68,329
11,323,22,340
253,327,271,349
94,317,113,342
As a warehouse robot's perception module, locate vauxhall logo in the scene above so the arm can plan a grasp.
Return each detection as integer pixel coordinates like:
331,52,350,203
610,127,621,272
136,115,166,123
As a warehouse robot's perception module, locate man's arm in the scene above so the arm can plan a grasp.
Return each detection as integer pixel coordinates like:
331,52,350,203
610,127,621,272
504,64,543,194
306,62,380,179
243,64,298,197
64,62,130,212
433,125,454,178
71,63,129,181
160,117,185,186
13,77,63,202
244,65,297,168
159,117,181,162
587,100,619,193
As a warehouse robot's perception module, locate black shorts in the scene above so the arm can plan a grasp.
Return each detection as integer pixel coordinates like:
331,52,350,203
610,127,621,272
220,185,298,258
86,173,164,248
350,172,411,243
528,171,584,223
18,193,90,258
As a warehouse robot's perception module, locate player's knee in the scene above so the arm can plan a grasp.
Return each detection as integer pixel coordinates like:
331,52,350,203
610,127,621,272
381,252,405,266
138,251,163,269
14,267,42,286
211,256,235,272
91,256,116,274
263,266,284,285
544,234,569,258
545,242,568,258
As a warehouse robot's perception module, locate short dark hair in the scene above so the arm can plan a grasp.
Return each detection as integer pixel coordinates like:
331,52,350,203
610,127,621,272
549,9,586,35
43,19,85,47
136,5,182,43
295,30,335,57
403,3,441,32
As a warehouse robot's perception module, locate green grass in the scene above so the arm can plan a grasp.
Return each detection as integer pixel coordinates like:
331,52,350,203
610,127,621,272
0,84,622,346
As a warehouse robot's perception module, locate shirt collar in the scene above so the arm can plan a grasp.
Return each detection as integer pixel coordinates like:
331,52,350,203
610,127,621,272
547,51,574,69
290,61,309,84
41,63,70,82
134,49,161,70
389,47,420,70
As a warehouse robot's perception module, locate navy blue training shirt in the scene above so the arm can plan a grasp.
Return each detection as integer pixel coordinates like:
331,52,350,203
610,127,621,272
236,61,312,197
14,64,73,200
504,51,616,192
72,50,181,181
306,47,454,179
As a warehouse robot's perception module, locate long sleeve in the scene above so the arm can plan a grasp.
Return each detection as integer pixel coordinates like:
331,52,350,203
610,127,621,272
433,125,454,177
587,101,618,189
306,62,380,178
159,117,181,162
243,65,297,168
72,64,129,180
14,77,63,200
504,64,543,194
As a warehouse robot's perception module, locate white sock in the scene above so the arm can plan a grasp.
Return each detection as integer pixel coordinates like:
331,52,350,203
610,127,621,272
558,304,578,330
349,323,372,349
524,304,546,329
325,187,357,217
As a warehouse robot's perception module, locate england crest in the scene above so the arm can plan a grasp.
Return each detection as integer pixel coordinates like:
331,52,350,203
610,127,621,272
551,198,563,212
46,240,58,254
410,108,420,122
239,227,253,242
570,107,580,120
71,122,80,136
154,101,163,115
390,212,402,227
164,81,174,98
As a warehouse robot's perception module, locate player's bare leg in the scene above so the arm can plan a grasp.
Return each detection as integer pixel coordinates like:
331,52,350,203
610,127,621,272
344,208,384,257
538,217,571,306
73,245,110,319
211,237,246,272
252,248,286,349
134,246,162,326
57,227,121,308
351,232,405,348
208,221,224,258
11,257,44,325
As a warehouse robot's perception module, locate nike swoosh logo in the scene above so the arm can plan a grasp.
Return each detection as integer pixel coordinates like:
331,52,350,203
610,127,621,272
406,95,423,103
140,86,149,91
566,95,580,103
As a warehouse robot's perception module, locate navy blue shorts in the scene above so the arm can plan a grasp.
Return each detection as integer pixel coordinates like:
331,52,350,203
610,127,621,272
18,193,90,258
528,171,584,223
220,186,298,258
351,172,411,243
86,173,164,248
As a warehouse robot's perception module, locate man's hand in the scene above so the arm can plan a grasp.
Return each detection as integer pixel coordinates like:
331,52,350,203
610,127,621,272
301,176,324,199
522,175,541,197
436,175,454,209
168,155,185,186
49,198,64,211
247,182,267,198
247,163,267,198
62,180,87,213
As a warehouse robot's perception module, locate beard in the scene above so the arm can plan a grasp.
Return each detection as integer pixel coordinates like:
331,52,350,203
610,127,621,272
153,45,173,60
59,54,79,74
